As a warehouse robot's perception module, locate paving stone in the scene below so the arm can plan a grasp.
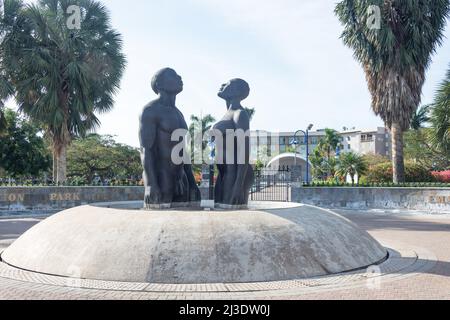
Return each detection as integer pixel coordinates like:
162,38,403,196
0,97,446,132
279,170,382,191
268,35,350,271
0,212,449,299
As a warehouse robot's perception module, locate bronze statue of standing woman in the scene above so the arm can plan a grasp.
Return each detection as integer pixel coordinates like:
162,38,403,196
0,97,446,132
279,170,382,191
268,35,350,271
213,79,254,208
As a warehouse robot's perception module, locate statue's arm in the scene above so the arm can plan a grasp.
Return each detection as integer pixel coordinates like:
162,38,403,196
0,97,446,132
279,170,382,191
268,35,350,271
184,164,201,200
139,110,160,193
233,111,250,192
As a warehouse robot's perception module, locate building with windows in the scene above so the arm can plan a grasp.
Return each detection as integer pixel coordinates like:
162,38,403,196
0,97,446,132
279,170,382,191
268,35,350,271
250,127,391,181
251,127,391,160
339,127,391,158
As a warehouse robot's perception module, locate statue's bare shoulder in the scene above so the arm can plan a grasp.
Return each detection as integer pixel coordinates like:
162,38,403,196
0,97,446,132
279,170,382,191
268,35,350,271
233,108,250,131
139,100,163,148
140,100,163,123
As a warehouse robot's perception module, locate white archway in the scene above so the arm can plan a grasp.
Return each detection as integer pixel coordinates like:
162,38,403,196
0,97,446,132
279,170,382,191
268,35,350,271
266,153,312,168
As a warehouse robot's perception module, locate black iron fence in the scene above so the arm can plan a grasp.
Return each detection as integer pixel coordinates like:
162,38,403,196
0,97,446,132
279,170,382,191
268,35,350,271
250,166,292,202
0,178,142,187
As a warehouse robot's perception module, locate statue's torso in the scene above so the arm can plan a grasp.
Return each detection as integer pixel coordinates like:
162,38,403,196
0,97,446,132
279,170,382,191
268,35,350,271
213,109,240,133
213,109,250,166
142,102,188,164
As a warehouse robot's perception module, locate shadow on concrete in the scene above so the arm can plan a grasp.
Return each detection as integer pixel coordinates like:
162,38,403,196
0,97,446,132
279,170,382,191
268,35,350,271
0,218,44,241
339,213,450,233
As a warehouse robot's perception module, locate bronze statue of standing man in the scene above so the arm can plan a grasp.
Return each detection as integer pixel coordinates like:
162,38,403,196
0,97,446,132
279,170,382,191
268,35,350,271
139,68,201,209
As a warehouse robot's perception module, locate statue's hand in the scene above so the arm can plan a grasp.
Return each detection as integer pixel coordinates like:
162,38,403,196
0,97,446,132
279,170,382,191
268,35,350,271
175,174,188,197
145,186,162,204
190,184,201,202
229,188,245,205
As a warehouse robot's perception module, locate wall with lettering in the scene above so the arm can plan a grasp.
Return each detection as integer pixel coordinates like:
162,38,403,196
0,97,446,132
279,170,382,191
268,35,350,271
0,187,145,212
292,187,450,214
2,186,450,214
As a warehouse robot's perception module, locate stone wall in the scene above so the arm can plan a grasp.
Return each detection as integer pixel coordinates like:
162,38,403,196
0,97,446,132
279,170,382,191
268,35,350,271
0,187,145,213
0,186,212,214
292,187,450,213
1,186,450,215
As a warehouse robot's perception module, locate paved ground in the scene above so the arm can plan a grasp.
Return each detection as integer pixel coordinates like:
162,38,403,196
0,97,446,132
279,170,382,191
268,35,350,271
0,209,449,300
0,217,44,251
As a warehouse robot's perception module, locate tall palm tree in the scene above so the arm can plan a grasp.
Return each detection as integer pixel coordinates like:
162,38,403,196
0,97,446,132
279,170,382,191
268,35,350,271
430,66,450,154
336,152,368,185
335,1,449,183
0,102,7,135
0,0,24,135
316,128,340,178
3,0,126,183
410,105,431,130
322,128,341,160
189,114,216,147
309,148,327,181
189,114,216,166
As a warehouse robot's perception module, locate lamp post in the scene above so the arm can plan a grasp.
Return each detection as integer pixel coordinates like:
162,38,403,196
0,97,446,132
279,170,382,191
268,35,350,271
291,124,314,185
207,139,216,200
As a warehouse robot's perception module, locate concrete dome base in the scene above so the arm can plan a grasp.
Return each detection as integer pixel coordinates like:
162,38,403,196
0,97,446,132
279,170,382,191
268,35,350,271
1,202,387,284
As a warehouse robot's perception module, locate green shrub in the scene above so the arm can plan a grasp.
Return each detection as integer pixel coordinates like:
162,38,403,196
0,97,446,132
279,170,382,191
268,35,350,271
365,162,392,183
364,161,436,183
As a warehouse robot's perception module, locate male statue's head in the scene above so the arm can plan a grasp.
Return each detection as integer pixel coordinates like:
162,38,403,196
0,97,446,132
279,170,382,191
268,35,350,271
151,68,183,96
218,78,250,103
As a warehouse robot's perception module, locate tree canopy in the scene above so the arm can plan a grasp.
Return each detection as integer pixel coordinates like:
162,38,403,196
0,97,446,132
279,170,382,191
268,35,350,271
67,134,141,184
0,0,126,183
0,108,51,177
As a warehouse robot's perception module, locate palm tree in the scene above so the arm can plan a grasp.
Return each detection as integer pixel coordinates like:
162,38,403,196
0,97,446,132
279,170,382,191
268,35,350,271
0,102,7,136
335,1,449,183
411,105,431,130
2,0,126,183
189,114,216,167
189,114,216,147
430,66,450,154
322,128,341,160
309,148,328,181
316,128,340,178
0,77,14,135
336,152,368,185
0,0,23,135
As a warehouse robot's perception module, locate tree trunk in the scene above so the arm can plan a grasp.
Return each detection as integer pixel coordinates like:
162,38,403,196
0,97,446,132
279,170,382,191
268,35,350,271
391,123,405,183
52,151,57,183
56,144,67,184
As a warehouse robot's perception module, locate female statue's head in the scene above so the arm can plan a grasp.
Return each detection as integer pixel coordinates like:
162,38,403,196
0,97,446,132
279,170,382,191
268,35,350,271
151,68,183,95
218,78,250,103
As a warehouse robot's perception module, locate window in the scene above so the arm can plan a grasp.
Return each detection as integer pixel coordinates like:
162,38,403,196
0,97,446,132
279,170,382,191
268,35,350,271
279,137,286,145
348,145,351,150
361,134,374,142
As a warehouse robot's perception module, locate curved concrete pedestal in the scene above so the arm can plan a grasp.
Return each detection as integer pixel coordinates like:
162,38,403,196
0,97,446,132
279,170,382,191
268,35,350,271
1,202,387,284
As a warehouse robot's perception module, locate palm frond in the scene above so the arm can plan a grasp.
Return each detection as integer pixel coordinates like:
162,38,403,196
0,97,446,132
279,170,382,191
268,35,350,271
2,0,126,150
430,65,450,153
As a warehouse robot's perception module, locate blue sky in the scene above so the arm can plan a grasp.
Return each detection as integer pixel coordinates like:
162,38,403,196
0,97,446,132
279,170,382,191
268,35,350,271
17,0,450,147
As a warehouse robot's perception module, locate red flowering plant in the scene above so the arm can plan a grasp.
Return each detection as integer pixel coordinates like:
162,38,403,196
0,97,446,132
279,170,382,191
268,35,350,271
432,171,450,183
